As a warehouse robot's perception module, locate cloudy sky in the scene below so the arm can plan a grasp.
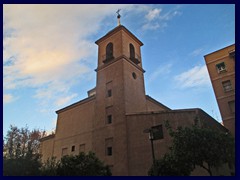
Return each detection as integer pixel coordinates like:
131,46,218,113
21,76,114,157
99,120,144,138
3,4,235,136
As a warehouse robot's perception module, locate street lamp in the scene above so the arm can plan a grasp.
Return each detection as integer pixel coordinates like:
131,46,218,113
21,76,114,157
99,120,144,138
143,128,155,164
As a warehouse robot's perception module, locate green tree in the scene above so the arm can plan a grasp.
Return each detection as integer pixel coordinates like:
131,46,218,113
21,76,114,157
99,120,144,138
3,125,46,176
148,153,193,176
40,157,59,176
149,119,235,176
56,152,111,176
4,125,46,158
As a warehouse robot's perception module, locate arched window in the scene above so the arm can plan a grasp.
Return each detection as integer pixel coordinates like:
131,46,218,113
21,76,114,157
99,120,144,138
129,43,135,60
129,43,140,64
106,42,113,60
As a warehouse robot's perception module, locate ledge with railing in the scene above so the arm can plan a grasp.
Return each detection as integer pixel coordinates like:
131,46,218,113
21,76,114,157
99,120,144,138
130,54,141,64
101,54,141,64
102,54,114,64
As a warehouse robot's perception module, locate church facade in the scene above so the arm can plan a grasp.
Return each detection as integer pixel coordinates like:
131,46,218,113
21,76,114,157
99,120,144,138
40,24,228,176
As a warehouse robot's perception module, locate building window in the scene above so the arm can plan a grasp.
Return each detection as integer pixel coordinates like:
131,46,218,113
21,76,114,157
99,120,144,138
106,42,114,61
151,125,164,140
79,144,85,153
229,50,235,60
228,101,235,113
106,81,113,98
129,43,135,60
222,80,232,92
105,138,113,156
106,106,113,124
71,145,75,152
132,72,137,79
107,89,112,97
216,62,226,73
107,115,112,124
62,148,68,157
107,147,112,156
129,43,140,64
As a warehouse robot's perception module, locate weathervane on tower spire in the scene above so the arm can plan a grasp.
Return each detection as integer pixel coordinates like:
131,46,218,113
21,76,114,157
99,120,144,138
116,9,121,26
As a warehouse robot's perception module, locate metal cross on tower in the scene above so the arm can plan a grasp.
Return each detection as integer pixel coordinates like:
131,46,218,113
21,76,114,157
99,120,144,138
116,9,121,26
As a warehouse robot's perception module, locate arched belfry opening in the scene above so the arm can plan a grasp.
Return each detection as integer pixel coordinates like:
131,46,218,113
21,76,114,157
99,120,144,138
129,43,135,60
104,42,114,63
129,43,140,64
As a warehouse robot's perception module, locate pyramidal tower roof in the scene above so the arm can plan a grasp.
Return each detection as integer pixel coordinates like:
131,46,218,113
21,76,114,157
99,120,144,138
95,11,143,46
95,25,143,46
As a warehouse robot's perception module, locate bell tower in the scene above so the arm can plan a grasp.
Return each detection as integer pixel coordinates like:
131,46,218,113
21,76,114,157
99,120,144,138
92,14,147,175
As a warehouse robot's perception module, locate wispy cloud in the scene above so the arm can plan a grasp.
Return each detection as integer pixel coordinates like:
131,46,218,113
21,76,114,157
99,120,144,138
3,94,15,104
142,23,161,30
174,65,211,89
159,10,182,21
55,93,78,107
149,63,172,82
3,4,182,111
145,8,161,21
3,4,134,108
142,5,182,31
189,48,204,57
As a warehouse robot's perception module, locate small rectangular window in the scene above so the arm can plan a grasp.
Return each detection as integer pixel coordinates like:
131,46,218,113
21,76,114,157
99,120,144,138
107,115,112,124
71,145,75,152
229,50,235,60
106,106,113,124
107,89,112,97
105,138,113,156
228,101,235,113
62,148,68,157
222,80,232,92
106,81,113,97
216,62,226,73
107,147,112,156
151,125,164,140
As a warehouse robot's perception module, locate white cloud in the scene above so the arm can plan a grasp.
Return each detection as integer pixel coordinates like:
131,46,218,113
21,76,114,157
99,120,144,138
3,4,182,112
174,65,211,89
142,6,182,31
142,23,160,30
3,4,135,108
189,48,203,57
159,10,182,21
145,8,161,21
3,94,14,104
55,93,78,107
149,64,172,82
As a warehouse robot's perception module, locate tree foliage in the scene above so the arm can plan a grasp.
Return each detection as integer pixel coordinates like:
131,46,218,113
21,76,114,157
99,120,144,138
40,157,59,176
56,152,111,176
148,153,193,176
3,125,46,159
4,125,112,176
41,152,111,176
4,125,111,176
149,119,235,176
3,125,45,176
4,153,42,176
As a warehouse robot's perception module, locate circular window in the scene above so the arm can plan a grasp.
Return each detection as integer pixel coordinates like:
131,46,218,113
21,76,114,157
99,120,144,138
132,72,137,79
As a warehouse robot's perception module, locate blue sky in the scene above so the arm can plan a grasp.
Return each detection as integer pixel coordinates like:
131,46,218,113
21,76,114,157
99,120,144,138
3,4,235,136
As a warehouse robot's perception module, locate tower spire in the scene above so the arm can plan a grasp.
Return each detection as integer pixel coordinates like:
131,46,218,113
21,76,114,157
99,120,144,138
116,9,121,26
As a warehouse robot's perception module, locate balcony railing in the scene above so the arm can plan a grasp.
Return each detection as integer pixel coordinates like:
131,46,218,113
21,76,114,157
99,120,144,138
101,54,141,64
102,54,114,64
130,54,141,64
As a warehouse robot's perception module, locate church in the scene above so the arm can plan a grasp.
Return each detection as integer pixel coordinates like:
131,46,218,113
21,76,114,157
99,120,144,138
40,15,228,176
